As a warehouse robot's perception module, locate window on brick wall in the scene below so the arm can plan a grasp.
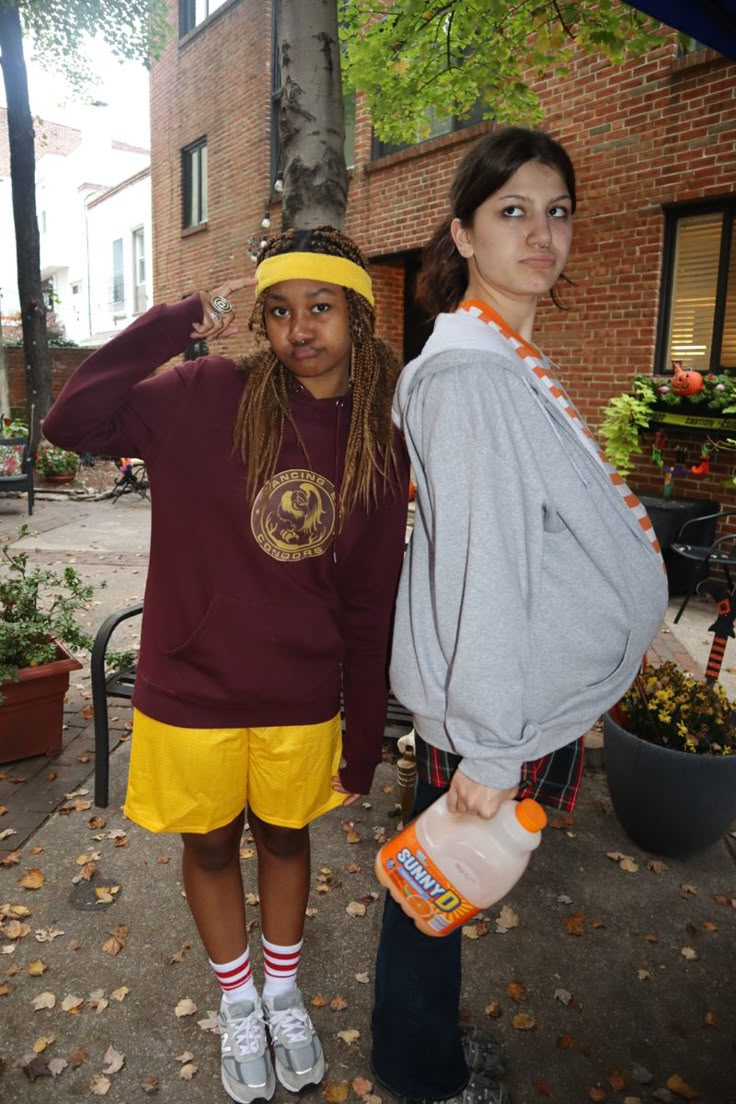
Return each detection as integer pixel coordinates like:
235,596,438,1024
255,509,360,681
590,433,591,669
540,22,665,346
657,201,736,374
371,101,486,160
179,0,228,36
182,138,208,229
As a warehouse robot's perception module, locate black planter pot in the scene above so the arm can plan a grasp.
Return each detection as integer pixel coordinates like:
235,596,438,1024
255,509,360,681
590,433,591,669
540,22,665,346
602,712,736,859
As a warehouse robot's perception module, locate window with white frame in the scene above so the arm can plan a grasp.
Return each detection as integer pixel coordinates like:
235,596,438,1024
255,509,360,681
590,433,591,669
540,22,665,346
182,138,208,229
112,238,124,306
657,201,736,374
132,227,147,314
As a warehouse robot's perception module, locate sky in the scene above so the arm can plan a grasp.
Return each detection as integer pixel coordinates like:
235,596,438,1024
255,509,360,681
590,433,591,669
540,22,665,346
0,37,151,149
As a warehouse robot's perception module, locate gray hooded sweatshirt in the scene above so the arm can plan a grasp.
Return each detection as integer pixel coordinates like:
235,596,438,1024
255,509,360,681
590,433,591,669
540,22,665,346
390,309,668,790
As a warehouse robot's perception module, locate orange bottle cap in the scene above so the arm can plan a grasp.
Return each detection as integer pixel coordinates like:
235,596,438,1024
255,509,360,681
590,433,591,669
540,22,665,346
515,798,547,833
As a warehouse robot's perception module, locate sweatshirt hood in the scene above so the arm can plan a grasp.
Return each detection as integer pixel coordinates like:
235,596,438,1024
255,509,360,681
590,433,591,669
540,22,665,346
393,311,514,426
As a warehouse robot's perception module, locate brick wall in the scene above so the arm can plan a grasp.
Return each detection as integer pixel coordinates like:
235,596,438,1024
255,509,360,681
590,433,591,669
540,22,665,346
5,346,93,416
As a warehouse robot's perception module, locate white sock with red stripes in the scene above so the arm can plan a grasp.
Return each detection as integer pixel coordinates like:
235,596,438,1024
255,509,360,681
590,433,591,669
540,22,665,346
210,946,258,1005
261,936,303,999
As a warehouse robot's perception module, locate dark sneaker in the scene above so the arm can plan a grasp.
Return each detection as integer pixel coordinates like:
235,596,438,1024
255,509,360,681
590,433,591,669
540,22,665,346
408,1070,512,1104
219,997,275,1103
460,1024,506,1079
263,988,325,1091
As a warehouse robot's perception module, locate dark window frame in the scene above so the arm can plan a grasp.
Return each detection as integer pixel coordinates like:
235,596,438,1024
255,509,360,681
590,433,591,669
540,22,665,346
179,0,228,36
655,198,736,375
181,137,208,229
371,101,487,161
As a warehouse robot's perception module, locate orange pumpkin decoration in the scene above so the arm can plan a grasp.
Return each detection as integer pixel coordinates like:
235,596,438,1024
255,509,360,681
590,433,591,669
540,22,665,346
671,361,704,396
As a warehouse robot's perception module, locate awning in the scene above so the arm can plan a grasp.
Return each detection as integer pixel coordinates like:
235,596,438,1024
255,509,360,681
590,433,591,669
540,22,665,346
621,0,736,59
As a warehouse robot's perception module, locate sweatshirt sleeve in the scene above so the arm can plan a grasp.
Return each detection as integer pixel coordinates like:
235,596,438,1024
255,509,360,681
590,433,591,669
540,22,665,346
406,364,546,791
336,434,410,795
42,295,206,459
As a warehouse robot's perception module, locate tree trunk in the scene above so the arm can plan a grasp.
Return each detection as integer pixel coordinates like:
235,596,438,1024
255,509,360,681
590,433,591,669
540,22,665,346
276,0,348,230
0,4,51,452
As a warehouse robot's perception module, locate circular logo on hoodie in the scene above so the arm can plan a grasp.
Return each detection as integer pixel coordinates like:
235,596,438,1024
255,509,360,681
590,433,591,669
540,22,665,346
251,469,336,561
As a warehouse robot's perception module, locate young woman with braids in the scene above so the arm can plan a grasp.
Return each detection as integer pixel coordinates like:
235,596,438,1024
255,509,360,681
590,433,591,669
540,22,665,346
43,226,410,1104
370,128,666,1104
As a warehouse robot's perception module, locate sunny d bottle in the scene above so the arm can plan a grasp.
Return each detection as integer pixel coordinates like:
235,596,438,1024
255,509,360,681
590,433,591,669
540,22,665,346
375,795,547,936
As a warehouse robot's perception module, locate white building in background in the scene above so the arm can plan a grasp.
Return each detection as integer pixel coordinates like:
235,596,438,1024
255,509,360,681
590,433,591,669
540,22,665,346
1,103,151,346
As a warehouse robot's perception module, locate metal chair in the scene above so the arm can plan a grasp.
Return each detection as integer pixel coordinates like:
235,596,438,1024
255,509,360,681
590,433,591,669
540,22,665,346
0,436,34,514
670,510,736,623
90,602,143,806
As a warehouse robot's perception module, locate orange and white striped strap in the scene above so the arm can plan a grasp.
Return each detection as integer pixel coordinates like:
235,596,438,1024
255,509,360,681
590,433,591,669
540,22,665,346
459,299,662,559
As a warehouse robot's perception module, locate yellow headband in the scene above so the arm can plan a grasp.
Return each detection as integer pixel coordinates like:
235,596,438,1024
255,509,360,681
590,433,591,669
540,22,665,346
256,253,374,306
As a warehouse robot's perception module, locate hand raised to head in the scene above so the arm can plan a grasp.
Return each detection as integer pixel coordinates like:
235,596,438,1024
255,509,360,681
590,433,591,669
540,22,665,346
191,277,256,341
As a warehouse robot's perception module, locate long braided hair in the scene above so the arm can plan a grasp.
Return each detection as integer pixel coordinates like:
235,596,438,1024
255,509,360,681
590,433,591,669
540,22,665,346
234,226,401,519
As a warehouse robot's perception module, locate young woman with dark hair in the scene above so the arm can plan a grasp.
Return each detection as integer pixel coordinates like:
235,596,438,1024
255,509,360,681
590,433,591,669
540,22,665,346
370,127,666,1104
43,226,410,1104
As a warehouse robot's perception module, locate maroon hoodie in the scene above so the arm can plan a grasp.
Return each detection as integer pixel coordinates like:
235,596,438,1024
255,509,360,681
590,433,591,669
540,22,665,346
43,295,409,794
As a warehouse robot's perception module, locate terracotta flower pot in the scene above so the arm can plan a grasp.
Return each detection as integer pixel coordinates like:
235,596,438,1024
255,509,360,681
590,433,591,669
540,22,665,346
0,642,83,764
602,711,736,859
41,471,77,485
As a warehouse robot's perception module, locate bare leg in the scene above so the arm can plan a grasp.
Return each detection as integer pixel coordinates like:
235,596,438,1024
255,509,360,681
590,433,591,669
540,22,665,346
181,811,247,963
249,809,310,945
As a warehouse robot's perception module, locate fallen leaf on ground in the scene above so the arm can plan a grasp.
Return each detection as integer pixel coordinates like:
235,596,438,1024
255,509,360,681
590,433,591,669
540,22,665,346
245,893,260,906
341,821,361,844
0,850,21,866
680,947,698,961
68,1046,89,1067
311,994,327,1007
666,1073,699,1099
484,1001,502,1018
608,1070,628,1091
102,924,128,956
179,1062,198,1079
18,868,45,890
346,863,361,874
48,1057,68,1077
31,991,56,1010
110,986,129,1002
704,1011,719,1027
346,901,366,917
35,927,64,942
142,1075,160,1093
352,1077,373,1096
463,920,490,939
175,997,198,1017
330,995,348,1011
323,1081,349,1103
588,1089,607,1102
354,972,369,984
32,1034,55,1053
28,959,47,976
512,1012,536,1030
496,905,519,930
21,1055,51,1081
565,913,586,936
337,1028,360,1045
0,828,17,841
102,1046,124,1074
2,919,30,939
507,980,527,1002
61,994,84,1014
90,1073,111,1095
553,987,572,1005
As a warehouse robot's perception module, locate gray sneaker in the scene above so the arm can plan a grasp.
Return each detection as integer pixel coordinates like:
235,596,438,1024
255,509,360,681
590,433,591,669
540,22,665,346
263,988,325,1091
460,1025,506,1079
219,997,275,1103
409,1070,512,1104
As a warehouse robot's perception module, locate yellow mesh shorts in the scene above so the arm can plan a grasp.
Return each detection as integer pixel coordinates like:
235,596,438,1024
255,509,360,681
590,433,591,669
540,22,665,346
124,708,346,834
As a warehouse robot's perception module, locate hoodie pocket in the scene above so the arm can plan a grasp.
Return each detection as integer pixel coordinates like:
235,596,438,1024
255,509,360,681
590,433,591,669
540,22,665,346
158,595,343,709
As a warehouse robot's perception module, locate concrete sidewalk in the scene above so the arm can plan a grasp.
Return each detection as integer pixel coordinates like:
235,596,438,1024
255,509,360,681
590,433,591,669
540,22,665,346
0,496,734,1104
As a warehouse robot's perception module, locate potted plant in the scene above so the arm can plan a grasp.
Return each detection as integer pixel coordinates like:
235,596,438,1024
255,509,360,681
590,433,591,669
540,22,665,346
35,443,80,484
0,527,94,763
603,661,736,859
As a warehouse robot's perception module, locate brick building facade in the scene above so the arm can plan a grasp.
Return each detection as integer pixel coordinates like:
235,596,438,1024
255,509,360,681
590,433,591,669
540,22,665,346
149,0,736,509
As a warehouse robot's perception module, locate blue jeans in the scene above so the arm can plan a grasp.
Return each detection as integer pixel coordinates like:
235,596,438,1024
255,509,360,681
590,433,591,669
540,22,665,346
371,777,467,1100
